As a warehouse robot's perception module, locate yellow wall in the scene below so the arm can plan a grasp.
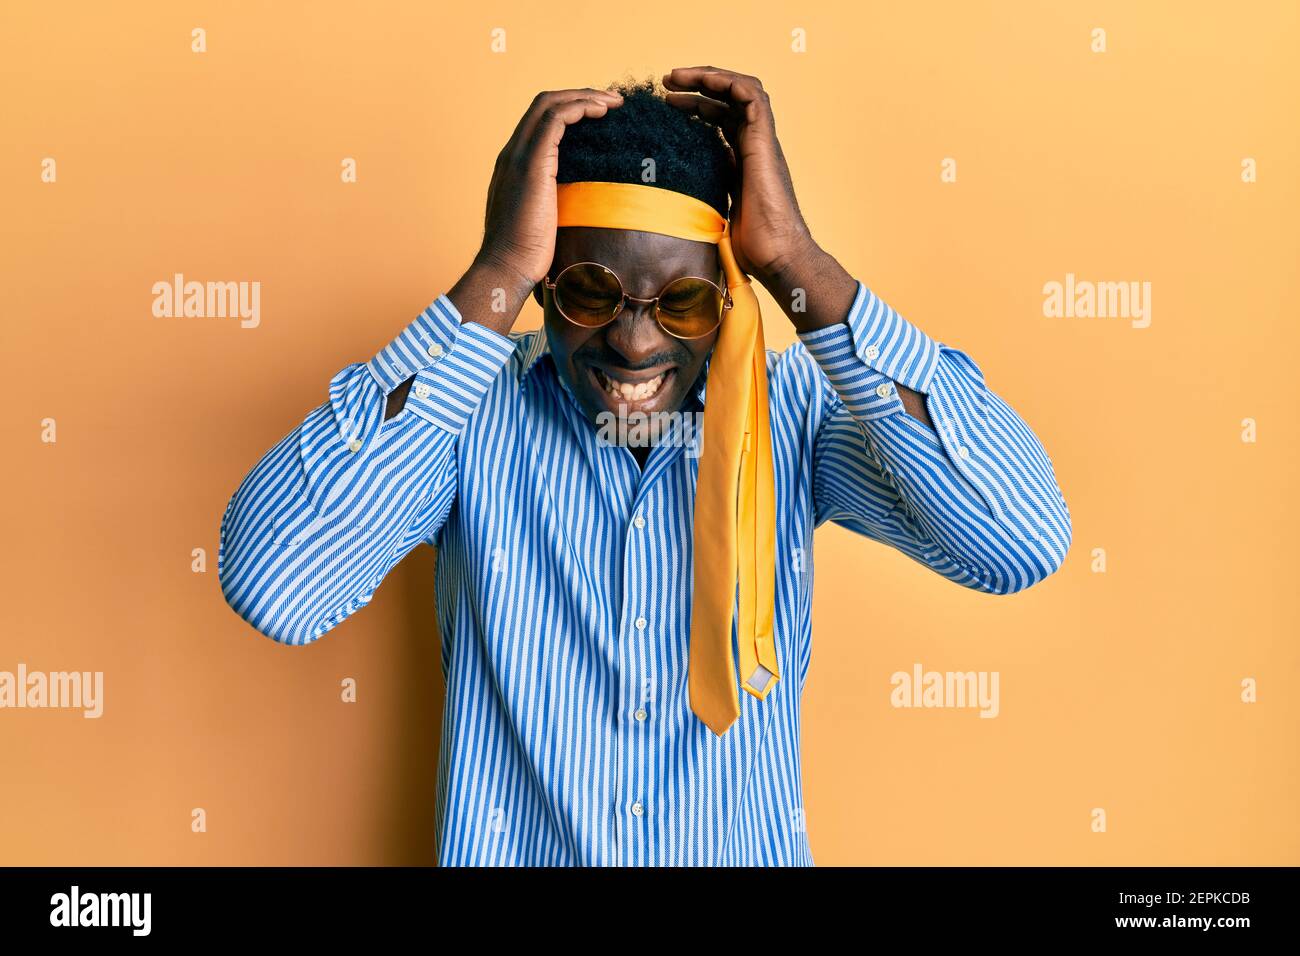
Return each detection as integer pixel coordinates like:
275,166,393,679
1,0,1296,864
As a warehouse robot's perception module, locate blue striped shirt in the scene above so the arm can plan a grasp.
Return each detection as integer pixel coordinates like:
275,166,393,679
218,280,1070,866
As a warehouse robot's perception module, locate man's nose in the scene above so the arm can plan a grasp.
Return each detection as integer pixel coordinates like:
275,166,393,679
603,299,671,368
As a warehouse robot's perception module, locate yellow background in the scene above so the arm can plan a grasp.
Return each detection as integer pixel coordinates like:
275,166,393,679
1,0,1296,865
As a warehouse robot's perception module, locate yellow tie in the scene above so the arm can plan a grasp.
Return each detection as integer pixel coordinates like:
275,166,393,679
556,181,779,736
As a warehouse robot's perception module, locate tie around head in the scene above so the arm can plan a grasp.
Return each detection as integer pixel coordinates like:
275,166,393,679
555,180,779,736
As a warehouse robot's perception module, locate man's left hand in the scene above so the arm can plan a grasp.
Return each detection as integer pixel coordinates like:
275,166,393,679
663,65,860,338
662,65,817,288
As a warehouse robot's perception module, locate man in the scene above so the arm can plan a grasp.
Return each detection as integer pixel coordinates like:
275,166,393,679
218,67,1071,866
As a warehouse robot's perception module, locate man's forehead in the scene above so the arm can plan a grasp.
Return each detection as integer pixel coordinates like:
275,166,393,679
554,226,719,275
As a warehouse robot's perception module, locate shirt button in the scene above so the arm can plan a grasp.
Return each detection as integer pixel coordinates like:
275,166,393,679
414,383,432,400
634,708,647,722
631,801,645,817
957,445,971,460
864,344,880,361
427,343,444,359
347,438,363,453
634,617,647,631
875,382,894,399
632,514,646,529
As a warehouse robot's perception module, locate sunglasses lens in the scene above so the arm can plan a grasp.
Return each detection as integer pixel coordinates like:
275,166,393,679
655,277,725,338
554,263,623,327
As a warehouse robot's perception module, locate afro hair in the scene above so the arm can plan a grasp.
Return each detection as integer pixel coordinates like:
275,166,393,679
556,76,734,218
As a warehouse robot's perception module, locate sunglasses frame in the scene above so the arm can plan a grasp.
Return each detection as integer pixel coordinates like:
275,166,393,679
542,261,732,341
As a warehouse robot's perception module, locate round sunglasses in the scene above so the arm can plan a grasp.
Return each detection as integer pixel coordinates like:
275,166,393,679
542,261,732,340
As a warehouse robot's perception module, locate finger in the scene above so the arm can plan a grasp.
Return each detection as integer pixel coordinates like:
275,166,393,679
663,67,775,139
488,93,620,229
664,89,733,125
662,66,764,109
663,90,742,160
518,88,623,146
529,95,621,153
514,87,623,147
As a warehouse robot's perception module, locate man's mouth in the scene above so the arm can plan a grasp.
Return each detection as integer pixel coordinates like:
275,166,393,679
591,366,674,404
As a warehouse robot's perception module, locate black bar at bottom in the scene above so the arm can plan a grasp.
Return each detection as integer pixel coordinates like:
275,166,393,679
0,866,1282,941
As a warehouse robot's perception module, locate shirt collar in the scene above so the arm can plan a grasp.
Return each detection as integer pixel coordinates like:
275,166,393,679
518,328,552,385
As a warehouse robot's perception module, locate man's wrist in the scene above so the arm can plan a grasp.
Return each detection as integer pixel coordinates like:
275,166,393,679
449,251,537,336
757,240,859,335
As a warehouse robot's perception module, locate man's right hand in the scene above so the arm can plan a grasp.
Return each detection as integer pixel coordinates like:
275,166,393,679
478,87,624,286
388,89,623,419
449,87,625,339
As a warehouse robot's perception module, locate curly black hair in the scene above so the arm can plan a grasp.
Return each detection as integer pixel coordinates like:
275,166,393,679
556,76,733,218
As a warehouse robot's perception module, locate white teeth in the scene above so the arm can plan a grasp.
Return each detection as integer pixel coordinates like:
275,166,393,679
596,370,666,402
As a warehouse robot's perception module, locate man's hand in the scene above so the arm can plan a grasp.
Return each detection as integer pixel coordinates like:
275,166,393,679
446,87,623,341
388,88,623,420
662,67,930,425
661,67,820,287
663,66,858,336
477,87,624,288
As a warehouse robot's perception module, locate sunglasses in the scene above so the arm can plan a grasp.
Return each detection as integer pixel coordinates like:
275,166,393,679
543,261,732,340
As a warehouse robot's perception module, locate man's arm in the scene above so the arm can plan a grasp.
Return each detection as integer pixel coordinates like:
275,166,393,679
787,276,1071,593
664,65,1069,591
218,274,520,644
756,241,934,428
220,86,625,643
383,255,535,420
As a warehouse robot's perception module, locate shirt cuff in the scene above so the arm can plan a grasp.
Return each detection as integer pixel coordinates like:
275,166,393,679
372,293,517,433
402,318,517,434
367,293,464,393
797,281,942,421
